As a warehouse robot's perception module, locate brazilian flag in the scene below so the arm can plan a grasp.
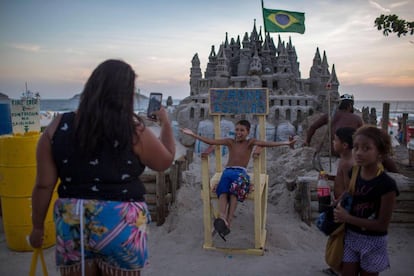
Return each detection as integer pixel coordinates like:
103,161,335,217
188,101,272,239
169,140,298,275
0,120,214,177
263,8,305,34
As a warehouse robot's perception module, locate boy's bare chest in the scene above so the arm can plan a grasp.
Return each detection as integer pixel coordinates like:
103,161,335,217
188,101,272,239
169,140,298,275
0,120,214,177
232,140,249,149
230,141,252,156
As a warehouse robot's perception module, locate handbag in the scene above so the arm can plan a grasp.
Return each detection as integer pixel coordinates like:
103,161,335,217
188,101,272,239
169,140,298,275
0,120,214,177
324,165,359,272
316,192,353,235
325,223,345,272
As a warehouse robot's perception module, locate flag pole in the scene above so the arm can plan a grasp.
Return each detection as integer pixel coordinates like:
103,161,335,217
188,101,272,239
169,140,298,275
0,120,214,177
328,89,332,172
261,0,267,33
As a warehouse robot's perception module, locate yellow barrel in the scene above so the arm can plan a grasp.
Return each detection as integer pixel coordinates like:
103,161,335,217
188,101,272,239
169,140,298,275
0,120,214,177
0,133,38,196
1,194,57,251
0,133,56,251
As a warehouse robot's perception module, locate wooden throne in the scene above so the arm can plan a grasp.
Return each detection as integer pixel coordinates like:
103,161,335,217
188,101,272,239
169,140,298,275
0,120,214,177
201,88,269,255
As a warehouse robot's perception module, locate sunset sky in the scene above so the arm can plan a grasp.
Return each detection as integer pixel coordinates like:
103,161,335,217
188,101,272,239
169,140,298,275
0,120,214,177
0,0,413,101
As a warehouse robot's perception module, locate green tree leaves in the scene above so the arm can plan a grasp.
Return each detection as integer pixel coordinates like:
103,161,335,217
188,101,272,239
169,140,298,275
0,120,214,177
375,14,414,37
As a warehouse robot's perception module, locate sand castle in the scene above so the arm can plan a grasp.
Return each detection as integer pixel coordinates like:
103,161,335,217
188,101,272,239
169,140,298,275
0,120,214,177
173,20,340,148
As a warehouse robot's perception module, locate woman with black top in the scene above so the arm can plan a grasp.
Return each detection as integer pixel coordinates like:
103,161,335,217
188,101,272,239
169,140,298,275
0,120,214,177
29,59,175,275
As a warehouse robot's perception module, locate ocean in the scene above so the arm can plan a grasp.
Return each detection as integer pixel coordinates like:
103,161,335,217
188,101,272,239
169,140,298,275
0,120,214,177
40,97,181,113
354,100,414,117
40,98,414,117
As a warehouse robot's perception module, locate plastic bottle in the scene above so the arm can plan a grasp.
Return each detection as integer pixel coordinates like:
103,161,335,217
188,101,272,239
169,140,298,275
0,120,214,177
317,170,331,213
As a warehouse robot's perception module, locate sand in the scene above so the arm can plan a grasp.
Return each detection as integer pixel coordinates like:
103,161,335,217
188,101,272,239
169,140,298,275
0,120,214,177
1,148,413,275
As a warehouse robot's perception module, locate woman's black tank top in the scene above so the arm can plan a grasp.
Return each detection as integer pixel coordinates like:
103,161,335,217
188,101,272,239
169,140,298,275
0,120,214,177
51,112,146,201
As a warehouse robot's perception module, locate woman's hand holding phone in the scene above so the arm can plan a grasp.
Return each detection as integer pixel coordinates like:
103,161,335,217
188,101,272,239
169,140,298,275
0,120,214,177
147,92,163,120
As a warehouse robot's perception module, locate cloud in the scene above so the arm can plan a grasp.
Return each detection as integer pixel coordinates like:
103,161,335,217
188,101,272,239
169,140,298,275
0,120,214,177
9,43,41,52
62,48,85,55
364,76,414,87
369,1,391,12
390,1,410,9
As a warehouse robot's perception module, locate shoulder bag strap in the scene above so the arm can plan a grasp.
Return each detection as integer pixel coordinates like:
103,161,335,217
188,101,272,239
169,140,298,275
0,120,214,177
348,165,359,195
349,163,384,195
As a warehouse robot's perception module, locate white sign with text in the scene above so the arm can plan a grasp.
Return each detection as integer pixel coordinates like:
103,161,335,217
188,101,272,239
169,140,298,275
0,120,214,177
11,99,40,134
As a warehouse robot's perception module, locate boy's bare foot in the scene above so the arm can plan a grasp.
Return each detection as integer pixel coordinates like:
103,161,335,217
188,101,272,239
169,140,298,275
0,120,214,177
227,219,232,229
220,216,230,228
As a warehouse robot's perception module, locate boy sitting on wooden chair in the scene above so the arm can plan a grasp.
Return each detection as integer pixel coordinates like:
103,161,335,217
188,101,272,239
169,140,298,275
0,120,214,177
181,120,296,240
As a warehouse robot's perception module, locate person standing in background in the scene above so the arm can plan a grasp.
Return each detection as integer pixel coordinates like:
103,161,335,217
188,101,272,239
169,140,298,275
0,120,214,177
321,127,356,276
304,94,398,173
29,59,175,275
304,94,363,150
331,127,356,200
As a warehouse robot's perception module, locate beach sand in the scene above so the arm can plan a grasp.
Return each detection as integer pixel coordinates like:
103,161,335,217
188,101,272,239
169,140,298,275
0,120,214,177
1,146,413,275
1,184,413,275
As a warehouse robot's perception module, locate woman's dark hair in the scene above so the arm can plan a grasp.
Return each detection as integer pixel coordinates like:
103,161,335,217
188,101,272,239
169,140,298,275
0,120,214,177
236,119,251,131
353,125,392,156
75,59,143,155
335,127,356,149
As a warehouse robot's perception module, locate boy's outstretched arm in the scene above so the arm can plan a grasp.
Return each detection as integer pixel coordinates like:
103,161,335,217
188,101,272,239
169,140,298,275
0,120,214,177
253,137,296,149
180,128,231,146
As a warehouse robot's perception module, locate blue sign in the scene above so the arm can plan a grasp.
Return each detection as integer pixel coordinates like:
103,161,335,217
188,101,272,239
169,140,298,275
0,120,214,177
209,88,268,115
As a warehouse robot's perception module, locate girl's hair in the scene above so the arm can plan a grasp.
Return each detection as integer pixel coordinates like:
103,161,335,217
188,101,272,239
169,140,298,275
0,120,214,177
75,59,143,155
335,127,356,149
353,125,392,156
236,119,251,131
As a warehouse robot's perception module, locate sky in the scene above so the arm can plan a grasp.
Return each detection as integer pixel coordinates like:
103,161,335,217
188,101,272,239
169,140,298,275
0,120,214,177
0,0,413,101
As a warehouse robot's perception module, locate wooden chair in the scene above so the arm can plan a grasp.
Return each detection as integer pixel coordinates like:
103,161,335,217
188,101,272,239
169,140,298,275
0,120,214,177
200,88,269,255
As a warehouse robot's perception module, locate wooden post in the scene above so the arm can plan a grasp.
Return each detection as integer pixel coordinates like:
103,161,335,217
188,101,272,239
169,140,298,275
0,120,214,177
201,153,213,247
175,158,185,189
253,147,262,249
170,163,178,203
402,113,408,145
156,172,166,226
213,115,222,173
381,102,390,134
186,149,194,166
297,177,312,226
258,115,266,174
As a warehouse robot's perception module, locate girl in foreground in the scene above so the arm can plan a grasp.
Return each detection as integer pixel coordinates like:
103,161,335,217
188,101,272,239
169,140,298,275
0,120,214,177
334,125,399,276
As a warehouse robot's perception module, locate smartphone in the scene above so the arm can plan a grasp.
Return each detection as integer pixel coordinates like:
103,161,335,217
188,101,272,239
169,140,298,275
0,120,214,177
147,92,163,119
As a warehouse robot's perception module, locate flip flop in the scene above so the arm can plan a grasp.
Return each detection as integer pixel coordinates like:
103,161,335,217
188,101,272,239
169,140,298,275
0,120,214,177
214,218,230,241
322,268,338,276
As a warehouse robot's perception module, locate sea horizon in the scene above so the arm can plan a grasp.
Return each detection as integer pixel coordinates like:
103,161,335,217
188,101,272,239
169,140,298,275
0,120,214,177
38,98,414,115
353,100,414,116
